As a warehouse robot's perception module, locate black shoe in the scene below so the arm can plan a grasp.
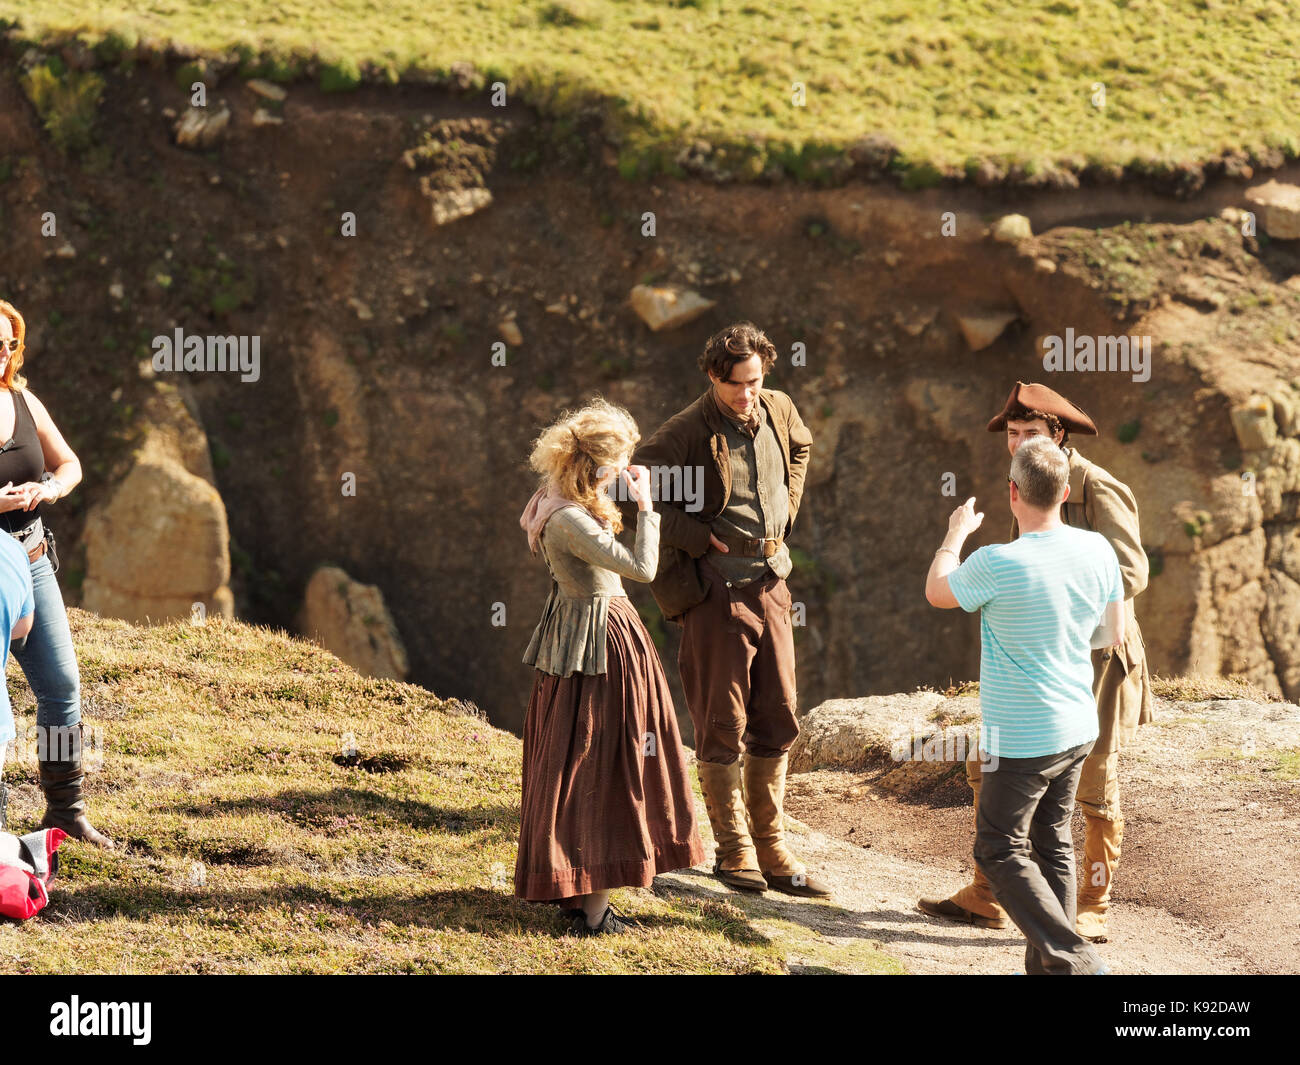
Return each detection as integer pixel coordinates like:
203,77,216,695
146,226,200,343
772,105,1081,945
571,902,639,936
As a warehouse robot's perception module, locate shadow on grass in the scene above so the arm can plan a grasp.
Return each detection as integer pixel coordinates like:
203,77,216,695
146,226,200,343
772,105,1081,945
162,787,517,835
45,879,751,946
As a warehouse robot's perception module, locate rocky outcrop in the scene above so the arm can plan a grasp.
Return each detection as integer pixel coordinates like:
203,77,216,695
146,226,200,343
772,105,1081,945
297,566,409,680
80,387,233,624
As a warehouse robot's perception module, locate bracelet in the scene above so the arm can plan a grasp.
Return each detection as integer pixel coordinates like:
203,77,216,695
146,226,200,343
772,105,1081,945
934,547,960,561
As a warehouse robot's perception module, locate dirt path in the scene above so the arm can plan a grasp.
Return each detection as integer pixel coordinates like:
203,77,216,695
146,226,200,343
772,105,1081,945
653,791,1250,975
654,697,1300,974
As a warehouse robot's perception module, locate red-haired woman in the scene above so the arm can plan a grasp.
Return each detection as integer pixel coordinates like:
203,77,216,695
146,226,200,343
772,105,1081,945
0,300,114,848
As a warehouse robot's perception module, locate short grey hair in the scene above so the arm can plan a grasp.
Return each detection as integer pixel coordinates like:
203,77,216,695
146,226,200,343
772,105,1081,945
1010,435,1068,509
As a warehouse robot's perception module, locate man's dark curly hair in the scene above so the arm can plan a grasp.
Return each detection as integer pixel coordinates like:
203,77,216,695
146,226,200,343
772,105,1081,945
1007,404,1070,447
697,321,778,381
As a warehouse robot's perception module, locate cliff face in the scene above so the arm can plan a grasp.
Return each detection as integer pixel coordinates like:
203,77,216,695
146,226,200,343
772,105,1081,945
2,42,1299,736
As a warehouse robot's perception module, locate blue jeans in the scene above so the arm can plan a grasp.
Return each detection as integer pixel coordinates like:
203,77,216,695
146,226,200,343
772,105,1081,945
3,552,80,750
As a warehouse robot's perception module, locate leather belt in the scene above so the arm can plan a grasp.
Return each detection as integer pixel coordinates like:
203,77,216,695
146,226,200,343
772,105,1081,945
9,515,45,562
714,532,783,558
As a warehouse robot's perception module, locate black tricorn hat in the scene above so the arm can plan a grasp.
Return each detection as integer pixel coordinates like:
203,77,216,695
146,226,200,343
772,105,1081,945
986,381,1098,435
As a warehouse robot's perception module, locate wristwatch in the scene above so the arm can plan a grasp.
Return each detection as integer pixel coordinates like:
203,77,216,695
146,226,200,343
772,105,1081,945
39,471,64,501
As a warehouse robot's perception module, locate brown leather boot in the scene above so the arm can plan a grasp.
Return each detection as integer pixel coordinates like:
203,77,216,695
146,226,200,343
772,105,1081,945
742,752,831,898
38,725,115,849
696,759,766,893
1076,814,1122,942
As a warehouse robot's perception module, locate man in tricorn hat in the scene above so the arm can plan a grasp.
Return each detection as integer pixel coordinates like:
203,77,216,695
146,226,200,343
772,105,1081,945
918,381,1154,943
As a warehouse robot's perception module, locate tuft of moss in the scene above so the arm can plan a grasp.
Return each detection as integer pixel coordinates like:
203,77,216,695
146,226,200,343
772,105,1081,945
19,61,104,154
319,57,361,93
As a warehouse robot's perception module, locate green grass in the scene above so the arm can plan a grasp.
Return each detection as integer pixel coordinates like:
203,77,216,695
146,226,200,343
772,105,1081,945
4,1,1298,181
0,611,787,973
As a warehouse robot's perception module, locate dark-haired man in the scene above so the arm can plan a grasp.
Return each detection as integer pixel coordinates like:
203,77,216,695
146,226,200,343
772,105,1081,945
918,382,1153,943
617,322,830,897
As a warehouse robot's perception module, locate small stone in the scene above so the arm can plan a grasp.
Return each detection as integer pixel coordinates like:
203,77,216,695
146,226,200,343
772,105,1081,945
109,282,125,300
348,297,374,320
54,242,76,260
990,214,1033,243
246,78,287,102
251,108,283,127
628,284,717,332
1034,257,1057,274
174,102,231,149
428,187,492,226
498,318,523,346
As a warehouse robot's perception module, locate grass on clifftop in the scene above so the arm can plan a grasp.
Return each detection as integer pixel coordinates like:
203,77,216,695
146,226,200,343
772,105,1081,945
0,610,785,973
3,0,1298,182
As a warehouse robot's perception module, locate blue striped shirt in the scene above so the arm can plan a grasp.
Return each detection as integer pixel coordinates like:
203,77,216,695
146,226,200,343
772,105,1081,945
946,525,1123,758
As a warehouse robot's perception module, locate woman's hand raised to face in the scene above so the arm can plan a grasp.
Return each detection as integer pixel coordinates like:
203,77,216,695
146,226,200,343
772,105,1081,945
621,464,654,513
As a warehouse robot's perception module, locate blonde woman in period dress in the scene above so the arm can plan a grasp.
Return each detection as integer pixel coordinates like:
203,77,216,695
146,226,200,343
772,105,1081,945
516,398,704,934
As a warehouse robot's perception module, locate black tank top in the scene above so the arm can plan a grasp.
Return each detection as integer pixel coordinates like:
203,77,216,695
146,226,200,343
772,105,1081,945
0,389,45,534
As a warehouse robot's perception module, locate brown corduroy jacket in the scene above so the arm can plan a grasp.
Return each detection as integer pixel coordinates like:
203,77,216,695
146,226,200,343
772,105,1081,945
618,386,813,623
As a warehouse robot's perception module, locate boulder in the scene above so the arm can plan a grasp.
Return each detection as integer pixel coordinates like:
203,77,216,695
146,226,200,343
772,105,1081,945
297,566,410,681
955,311,1018,351
1244,180,1300,240
629,284,716,332
82,457,233,624
1230,394,1277,452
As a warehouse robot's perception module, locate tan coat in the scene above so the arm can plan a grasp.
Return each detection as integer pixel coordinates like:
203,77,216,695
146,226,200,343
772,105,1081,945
1011,446,1155,749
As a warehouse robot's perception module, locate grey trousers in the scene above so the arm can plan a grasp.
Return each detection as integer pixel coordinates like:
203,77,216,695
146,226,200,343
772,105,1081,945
974,739,1106,975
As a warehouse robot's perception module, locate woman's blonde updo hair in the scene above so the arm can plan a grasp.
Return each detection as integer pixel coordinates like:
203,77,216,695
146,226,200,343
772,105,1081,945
0,300,30,390
527,397,641,535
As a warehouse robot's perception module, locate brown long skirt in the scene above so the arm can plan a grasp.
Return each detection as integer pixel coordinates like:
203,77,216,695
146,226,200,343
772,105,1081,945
514,596,705,901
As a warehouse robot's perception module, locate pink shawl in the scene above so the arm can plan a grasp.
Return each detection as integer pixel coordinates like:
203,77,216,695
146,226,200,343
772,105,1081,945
520,485,609,556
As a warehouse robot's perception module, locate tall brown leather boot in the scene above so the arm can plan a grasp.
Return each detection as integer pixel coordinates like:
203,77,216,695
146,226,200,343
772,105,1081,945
696,759,766,893
917,750,1008,929
39,724,115,849
1076,813,1122,942
742,752,831,898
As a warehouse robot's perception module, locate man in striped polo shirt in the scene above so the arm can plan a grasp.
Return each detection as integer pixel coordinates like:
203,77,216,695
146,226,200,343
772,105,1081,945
924,436,1122,974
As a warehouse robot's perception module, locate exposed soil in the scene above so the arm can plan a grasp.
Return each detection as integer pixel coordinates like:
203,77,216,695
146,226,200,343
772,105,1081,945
784,748,1300,974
